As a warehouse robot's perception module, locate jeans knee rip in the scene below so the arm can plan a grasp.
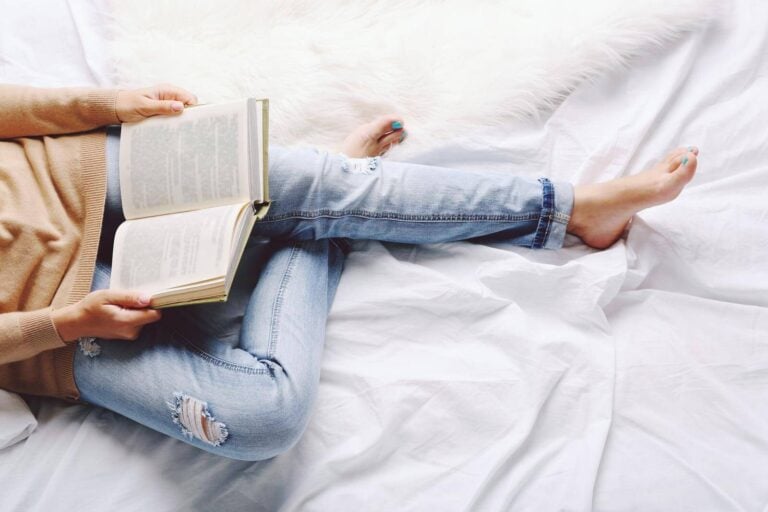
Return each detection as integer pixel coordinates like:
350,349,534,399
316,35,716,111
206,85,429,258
78,337,101,357
167,392,229,447
339,153,380,174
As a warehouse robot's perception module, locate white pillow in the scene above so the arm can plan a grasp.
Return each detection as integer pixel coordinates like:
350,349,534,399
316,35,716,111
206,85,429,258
0,389,37,449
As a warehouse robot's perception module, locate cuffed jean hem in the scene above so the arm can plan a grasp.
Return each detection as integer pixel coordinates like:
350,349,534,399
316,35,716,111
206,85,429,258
533,178,573,250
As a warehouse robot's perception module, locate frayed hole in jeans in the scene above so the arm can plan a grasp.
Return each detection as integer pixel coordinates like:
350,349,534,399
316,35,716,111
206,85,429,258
167,392,229,447
339,153,380,174
78,337,101,358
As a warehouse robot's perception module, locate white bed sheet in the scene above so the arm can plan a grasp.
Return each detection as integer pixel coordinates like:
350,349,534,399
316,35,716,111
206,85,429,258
1,0,767,511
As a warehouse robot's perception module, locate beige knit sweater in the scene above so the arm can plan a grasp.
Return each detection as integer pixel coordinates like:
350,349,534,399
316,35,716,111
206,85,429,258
0,84,119,402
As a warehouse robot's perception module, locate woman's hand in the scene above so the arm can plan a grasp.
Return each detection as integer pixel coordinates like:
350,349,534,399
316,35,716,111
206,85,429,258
115,84,198,123
51,290,162,342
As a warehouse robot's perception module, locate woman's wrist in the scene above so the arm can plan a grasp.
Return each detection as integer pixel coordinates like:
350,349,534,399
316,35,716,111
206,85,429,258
50,305,83,343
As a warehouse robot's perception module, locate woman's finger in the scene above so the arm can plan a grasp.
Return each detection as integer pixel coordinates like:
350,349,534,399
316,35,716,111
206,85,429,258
141,97,185,117
153,84,198,105
98,289,151,308
115,307,162,326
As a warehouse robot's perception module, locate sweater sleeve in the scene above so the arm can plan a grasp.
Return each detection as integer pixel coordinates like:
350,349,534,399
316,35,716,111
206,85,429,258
0,84,120,138
0,309,68,365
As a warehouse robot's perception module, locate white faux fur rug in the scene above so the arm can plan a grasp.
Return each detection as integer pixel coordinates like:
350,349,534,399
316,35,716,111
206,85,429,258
107,0,714,153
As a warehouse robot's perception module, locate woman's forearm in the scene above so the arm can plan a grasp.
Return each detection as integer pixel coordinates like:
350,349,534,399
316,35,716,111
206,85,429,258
0,84,120,139
0,308,67,365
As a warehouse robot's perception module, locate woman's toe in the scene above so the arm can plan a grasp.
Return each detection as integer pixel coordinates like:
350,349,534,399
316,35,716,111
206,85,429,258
663,145,701,172
378,129,406,152
663,147,690,164
341,115,405,157
669,151,698,182
370,115,404,139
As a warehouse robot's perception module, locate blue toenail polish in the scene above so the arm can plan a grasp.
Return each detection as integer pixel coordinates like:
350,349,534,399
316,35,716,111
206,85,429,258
391,121,403,130
682,156,689,166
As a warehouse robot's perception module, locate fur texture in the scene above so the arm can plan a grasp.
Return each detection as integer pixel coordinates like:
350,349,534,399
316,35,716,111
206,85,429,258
107,0,715,153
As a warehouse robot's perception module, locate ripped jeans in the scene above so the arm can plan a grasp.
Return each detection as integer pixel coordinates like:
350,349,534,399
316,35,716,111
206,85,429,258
73,129,573,461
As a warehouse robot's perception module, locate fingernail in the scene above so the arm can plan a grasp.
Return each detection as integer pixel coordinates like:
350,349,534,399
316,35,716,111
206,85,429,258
400,130,407,142
138,294,151,305
391,121,403,130
172,101,184,112
682,156,689,166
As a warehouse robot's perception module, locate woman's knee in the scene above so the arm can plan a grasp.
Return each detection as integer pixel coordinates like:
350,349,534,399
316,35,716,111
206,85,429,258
268,146,373,210
174,376,317,462
235,390,314,461
268,146,331,198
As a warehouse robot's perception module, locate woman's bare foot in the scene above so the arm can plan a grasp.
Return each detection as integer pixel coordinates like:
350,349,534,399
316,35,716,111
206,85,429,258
568,147,699,249
341,115,407,157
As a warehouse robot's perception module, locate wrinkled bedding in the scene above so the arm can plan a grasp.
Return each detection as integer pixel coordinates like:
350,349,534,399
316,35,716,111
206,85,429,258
1,0,767,510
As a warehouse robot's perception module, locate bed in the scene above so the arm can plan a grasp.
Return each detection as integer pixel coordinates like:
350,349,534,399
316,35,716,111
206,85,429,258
1,0,767,510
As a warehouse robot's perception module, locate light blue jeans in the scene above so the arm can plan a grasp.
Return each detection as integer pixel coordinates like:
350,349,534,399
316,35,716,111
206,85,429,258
73,127,573,461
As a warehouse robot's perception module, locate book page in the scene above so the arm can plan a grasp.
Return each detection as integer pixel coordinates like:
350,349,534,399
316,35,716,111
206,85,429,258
119,100,251,220
110,204,241,294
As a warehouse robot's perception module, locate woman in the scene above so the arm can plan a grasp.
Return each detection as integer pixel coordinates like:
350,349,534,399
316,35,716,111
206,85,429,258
0,83,698,460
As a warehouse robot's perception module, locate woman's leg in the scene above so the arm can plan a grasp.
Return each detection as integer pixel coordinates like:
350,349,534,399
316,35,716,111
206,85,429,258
75,124,696,461
74,236,346,461
258,111,697,250
78,126,353,461
254,146,573,249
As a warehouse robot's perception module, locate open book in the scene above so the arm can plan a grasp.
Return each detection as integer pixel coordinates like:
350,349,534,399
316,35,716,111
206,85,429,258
110,98,270,308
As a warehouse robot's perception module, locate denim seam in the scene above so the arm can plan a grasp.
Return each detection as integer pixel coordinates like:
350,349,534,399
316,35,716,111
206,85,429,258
532,178,555,249
267,244,302,360
261,210,540,223
544,194,554,243
544,212,554,244
174,330,272,375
